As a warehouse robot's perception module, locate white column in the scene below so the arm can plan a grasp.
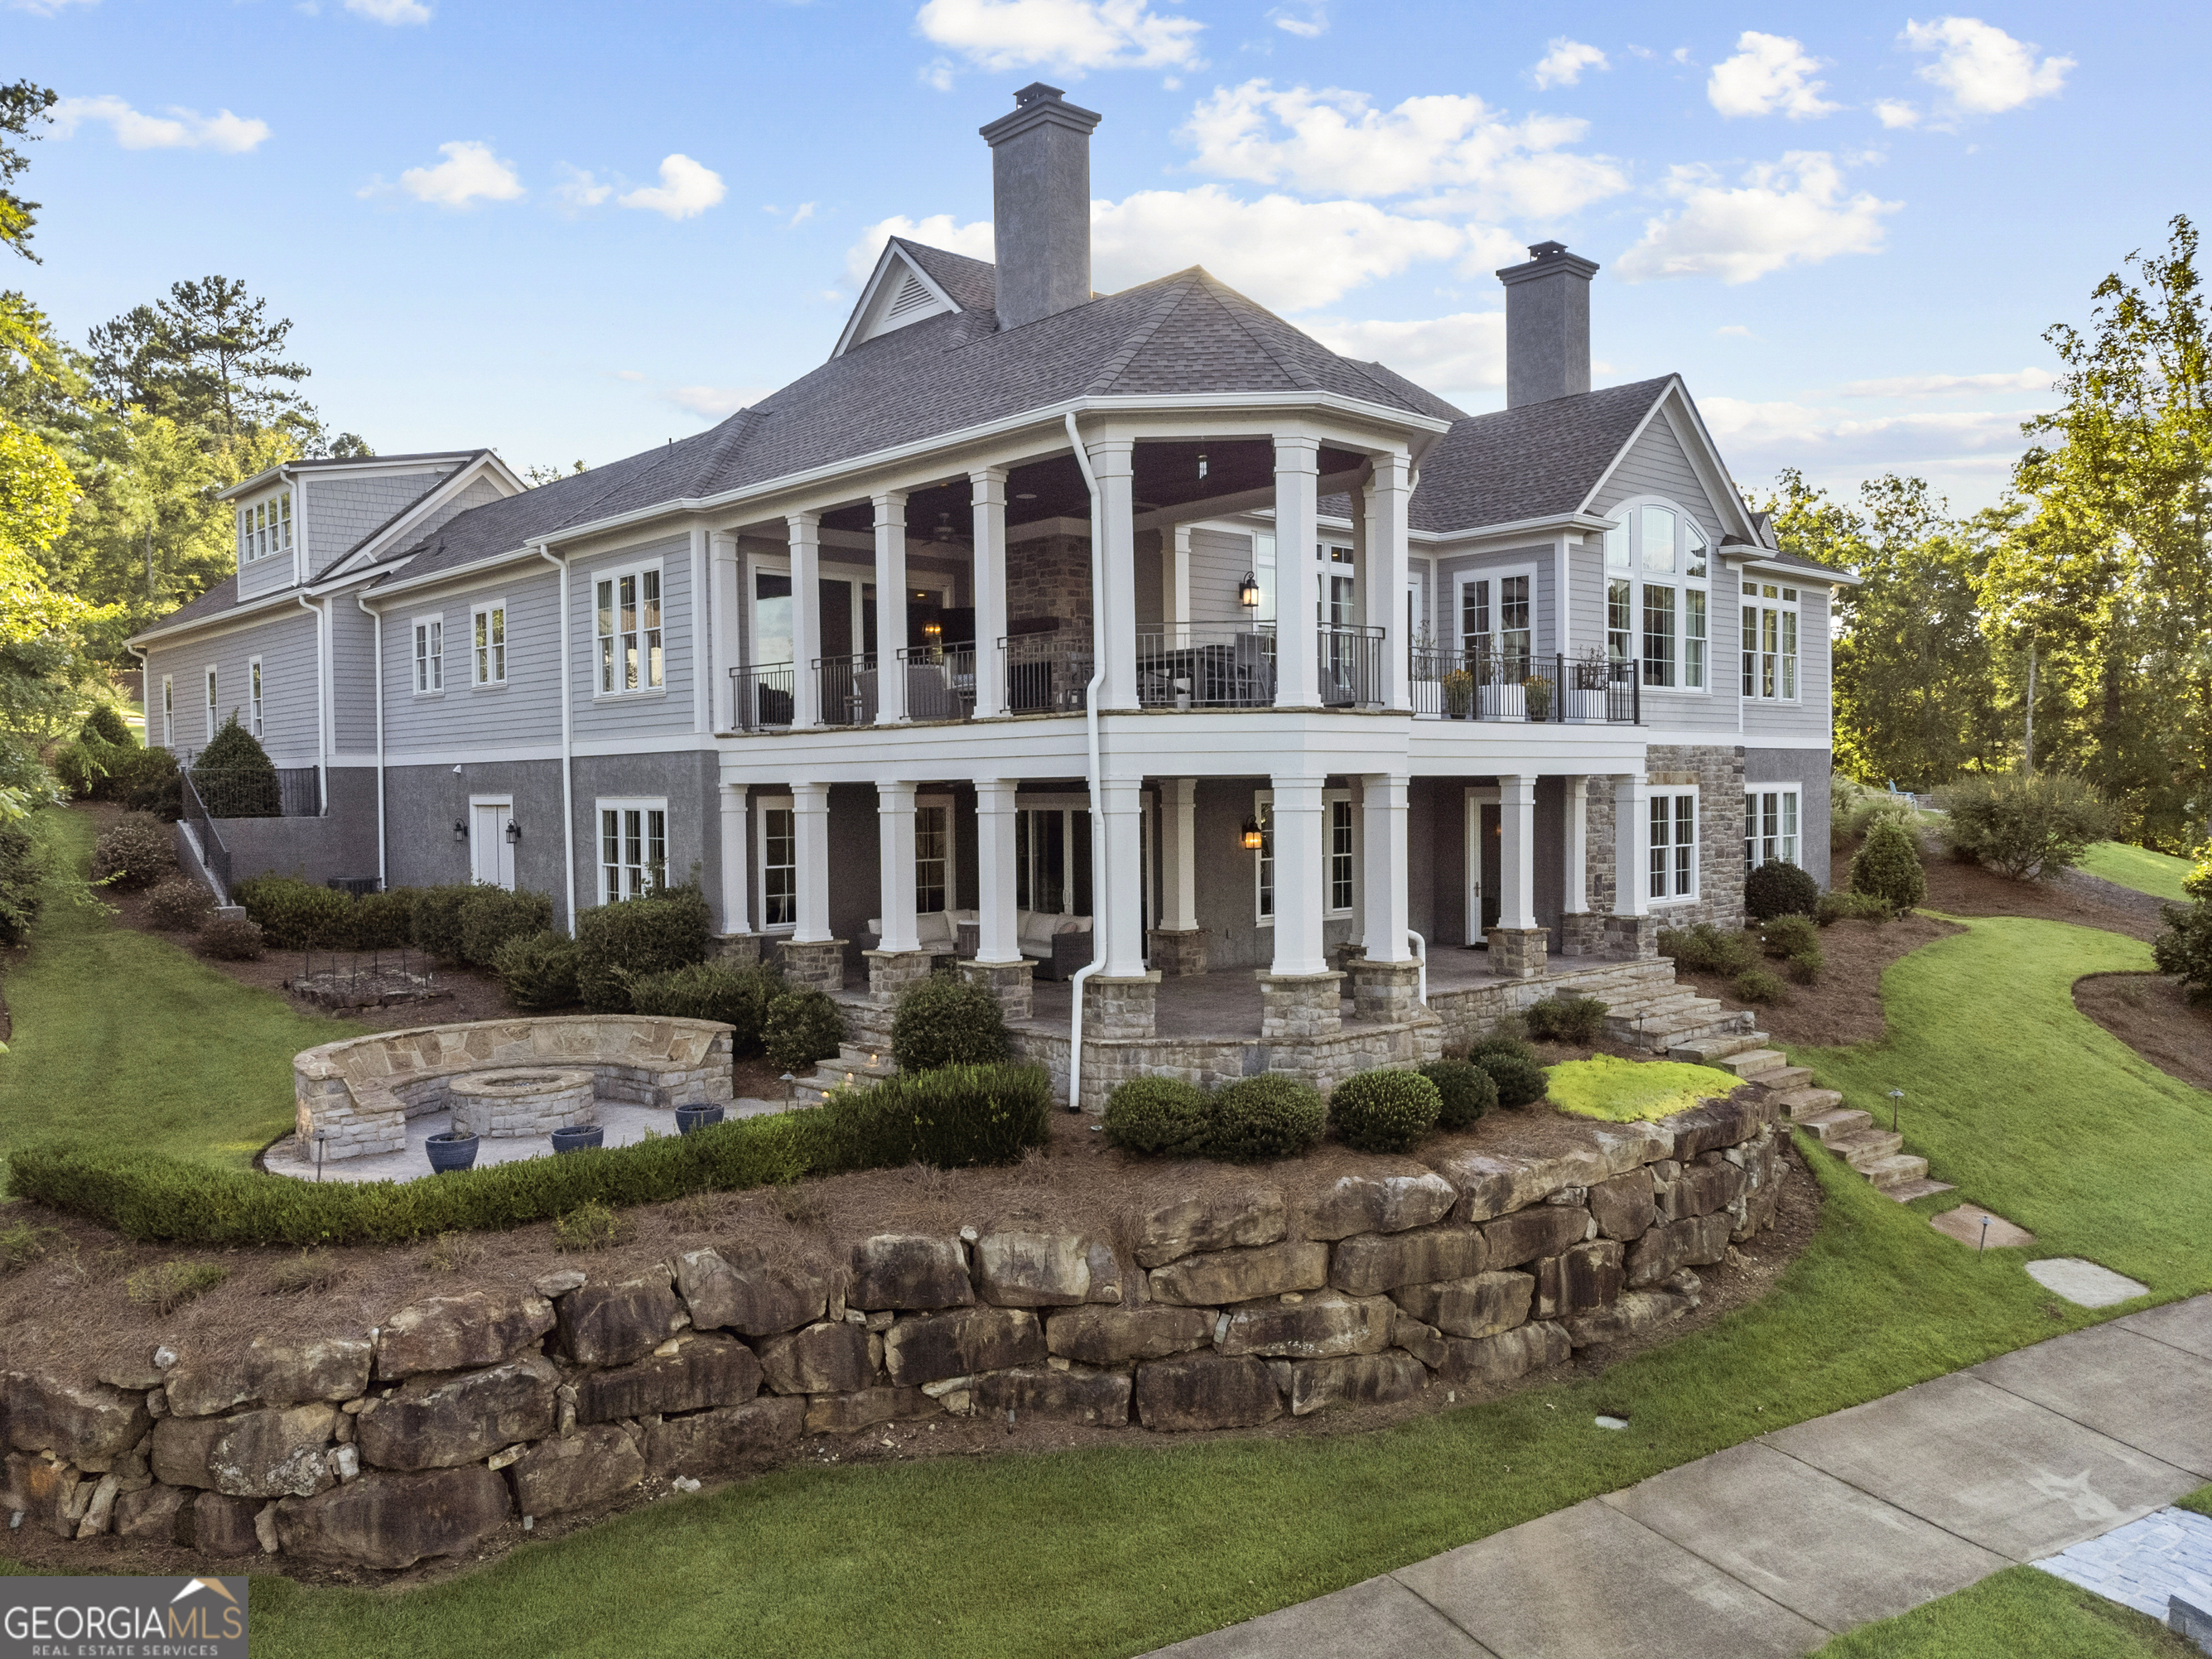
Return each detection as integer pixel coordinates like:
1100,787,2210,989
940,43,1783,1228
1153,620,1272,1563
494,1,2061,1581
788,513,822,729
876,779,918,949
975,779,1021,962
1159,776,1197,931
1168,526,1193,645
709,531,741,731
792,780,832,942
1562,774,1589,912
971,468,1009,718
1273,435,1321,707
1498,773,1537,931
1089,438,1138,711
1269,773,1328,976
1359,773,1414,962
1366,451,1414,711
1613,774,1651,918
718,782,750,935
873,492,908,724
1096,775,1146,975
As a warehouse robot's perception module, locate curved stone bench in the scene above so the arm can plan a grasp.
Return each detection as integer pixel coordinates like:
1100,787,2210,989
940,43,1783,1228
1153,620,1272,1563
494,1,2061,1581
293,1015,735,1160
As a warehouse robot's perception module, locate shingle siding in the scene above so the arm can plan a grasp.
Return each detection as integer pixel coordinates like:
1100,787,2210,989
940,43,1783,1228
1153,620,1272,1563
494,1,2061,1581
1588,410,1723,541
305,467,453,568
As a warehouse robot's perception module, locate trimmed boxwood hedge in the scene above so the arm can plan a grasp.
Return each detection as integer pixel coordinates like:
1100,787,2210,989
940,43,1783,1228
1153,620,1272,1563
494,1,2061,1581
1327,1068,1441,1154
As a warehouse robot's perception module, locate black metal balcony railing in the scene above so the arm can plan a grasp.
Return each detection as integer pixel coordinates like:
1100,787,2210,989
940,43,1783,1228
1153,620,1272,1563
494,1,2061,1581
1409,648,1641,724
181,764,323,817
1000,633,1092,714
730,663,794,731
816,653,877,727
1135,625,1276,708
1318,624,1385,708
899,644,977,722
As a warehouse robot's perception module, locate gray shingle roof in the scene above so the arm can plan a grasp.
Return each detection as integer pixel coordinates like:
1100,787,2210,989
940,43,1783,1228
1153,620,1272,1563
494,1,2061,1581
1404,377,1674,534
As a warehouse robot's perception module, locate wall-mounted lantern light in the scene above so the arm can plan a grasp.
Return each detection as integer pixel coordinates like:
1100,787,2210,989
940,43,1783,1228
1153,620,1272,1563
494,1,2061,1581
1241,816,1265,851
452,818,468,842
505,819,523,844
1238,571,1261,610
1197,449,1209,481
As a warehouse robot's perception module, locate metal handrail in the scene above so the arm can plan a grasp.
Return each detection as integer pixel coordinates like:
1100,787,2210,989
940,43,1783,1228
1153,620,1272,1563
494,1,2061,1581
1134,625,1276,708
180,769,233,900
1409,649,1640,723
897,644,976,722
814,652,876,726
1319,623,1385,708
997,633,1092,713
728,663,794,731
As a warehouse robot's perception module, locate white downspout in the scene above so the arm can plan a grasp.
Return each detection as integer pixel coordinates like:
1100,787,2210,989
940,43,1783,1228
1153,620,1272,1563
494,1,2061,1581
357,594,386,890
538,543,578,935
1064,412,1108,1114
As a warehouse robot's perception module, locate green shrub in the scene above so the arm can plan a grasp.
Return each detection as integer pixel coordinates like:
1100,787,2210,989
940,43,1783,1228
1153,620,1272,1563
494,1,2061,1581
1761,914,1819,958
1204,1076,1326,1162
340,888,412,951
2153,901,2212,1004
1732,966,1789,1004
199,915,265,961
553,1200,634,1253
90,813,176,891
1785,948,1824,986
1101,1077,1211,1155
574,885,713,1010
817,1062,1053,1170
1419,1059,1496,1130
1938,772,2115,880
1851,821,1927,913
1328,1068,1442,1154
145,875,215,932
410,885,477,962
0,819,43,946
460,886,554,967
125,1260,227,1313
1462,1033,1548,1108
493,929,580,1010
120,746,181,820
629,960,779,1048
81,704,134,747
1814,888,1892,925
50,738,113,798
1657,923,1760,977
192,715,281,818
764,987,846,1073
1744,859,1821,923
1525,994,1606,1044
890,973,1010,1073
1832,782,1919,851
236,875,352,950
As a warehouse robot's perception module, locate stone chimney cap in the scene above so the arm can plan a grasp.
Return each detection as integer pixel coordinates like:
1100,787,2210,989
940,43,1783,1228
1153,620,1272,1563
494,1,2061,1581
1496,240,1600,286
981,82,1104,146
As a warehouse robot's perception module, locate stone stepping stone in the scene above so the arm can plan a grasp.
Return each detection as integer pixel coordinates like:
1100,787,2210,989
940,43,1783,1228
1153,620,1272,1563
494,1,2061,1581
2027,1257,2151,1307
1930,1205,2036,1250
2035,1506,2212,1621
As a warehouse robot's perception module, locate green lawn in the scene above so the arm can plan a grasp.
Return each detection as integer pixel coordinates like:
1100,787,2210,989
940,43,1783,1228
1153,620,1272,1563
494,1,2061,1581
2079,841,2197,904
1810,1565,2198,1658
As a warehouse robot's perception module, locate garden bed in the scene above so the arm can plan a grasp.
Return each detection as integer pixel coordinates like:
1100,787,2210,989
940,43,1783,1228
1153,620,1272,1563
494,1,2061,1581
1666,912,1962,1049
2073,972,2212,1092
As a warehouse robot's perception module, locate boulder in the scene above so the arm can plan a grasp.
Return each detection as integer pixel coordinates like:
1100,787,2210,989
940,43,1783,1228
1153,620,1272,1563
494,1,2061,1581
1588,1168,1657,1241
1563,1287,1698,1348
969,1367,1131,1425
1217,1291,1396,1360
1392,1311,1448,1370
1436,1321,1572,1387
1329,1224,1487,1296
113,1480,190,1544
1133,1192,1286,1268
673,1245,830,1337
2,1451,80,1539
504,1425,645,1517
1436,1123,1670,1222
164,1337,372,1419
152,1404,337,1498
1302,1173,1458,1242
1043,1306,1214,1366
755,1321,874,1396
801,1387,937,1435
190,1490,263,1557
1389,1272,1533,1341
98,1356,169,1393
1,1372,153,1471
1732,1134,1785,1241
275,1465,510,1570
575,1335,759,1425
552,1271,684,1368
1146,1242,1328,1307
1558,1242,1625,1317
1654,1159,1745,1223
972,1232,1106,1308
883,1308,1045,1387
1626,1213,1733,1289
1287,1351,1429,1415
643,1396,806,1475
1481,1205,1592,1269
374,1291,555,1378
1134,1355,1282,1432
1665,1092,1772,1162
354,1356,559,1471
846,1236,974,1311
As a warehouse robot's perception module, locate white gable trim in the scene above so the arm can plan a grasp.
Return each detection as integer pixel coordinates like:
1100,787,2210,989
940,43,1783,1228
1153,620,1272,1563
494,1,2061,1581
1577,377,1760,545
318,452,528,580
832,243,962,358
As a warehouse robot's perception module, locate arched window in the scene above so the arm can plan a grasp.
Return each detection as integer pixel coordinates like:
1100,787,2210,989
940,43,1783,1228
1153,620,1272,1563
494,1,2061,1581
1601,499,1710,692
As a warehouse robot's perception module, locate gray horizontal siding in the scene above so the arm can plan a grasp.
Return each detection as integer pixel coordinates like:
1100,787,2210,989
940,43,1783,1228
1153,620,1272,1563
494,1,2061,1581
234,486,300,603
1590,413,1722,541
382,567,562,755
304,467,451,567
330,599,378,755
145,610,320,768
1188,527,1255,627
1434,543,1555,658
571,534,696,743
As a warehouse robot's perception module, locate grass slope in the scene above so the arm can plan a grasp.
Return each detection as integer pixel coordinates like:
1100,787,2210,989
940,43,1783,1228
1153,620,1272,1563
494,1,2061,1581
0,811,325,1177
2079,842,2196,904
1810,1565,2199,1658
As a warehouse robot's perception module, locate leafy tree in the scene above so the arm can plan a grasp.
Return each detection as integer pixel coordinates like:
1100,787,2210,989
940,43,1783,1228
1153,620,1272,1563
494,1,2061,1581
0,80,56,263
88,276,314,438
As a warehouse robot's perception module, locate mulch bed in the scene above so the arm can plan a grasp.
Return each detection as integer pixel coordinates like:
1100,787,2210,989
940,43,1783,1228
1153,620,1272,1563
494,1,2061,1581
2074,972,2212,1092
1666,912,1962,1050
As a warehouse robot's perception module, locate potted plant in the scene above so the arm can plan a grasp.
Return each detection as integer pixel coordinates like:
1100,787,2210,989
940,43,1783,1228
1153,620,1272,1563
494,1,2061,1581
552,1123,604,1154
675,1103,726,1135
1442,668,1474,719
1520,675,1554,722
1569,649,1610,721
425,1125,479,1174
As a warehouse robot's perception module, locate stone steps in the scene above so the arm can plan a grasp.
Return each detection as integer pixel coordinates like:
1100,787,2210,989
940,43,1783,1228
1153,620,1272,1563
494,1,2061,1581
1776,1087,1844,1121
1710,1047,1789,1079
1758,1064,1816,1092
1857,1152,1932,1190
1797,1107,1873,1145
1831,1127,1907,1165
1881,1175,1958,1203
1768,1073,1953,1203
1666,1032,1771,1064
792,1054,896,1109
1642,1010,1758,1051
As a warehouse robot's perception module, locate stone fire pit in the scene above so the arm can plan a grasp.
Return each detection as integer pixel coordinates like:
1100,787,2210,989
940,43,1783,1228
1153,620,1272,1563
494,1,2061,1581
448,1069,595,1139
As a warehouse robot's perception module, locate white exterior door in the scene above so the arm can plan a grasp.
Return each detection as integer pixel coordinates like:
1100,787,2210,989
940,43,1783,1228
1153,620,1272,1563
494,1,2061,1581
470,799,515,890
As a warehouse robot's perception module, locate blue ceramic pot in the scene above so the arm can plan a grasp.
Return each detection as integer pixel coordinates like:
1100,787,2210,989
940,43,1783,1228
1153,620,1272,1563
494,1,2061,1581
675,1105,725,1136
552,1124,604,1155
425,1131,479,1174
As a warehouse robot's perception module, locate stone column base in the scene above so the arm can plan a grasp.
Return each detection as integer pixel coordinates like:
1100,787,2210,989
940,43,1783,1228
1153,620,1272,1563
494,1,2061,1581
1555,913,1608,958
959,957,1035,1023
776,938,847,993
1145,928,1209,977
710,933,764,967
1084,972,1160,1039
1604,914,1660,959
865,948,938,1009
1486,927,1550,979
1346,958,1424,1024
1259,971,1346,1039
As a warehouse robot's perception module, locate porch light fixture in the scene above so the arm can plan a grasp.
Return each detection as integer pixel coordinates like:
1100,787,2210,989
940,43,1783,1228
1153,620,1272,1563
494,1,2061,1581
1240,816,1265,851
923,620,942,642
505,819,522,844
1238,571,1261,610
452,818,468,842
934,513,954,542
1197,450,1209,481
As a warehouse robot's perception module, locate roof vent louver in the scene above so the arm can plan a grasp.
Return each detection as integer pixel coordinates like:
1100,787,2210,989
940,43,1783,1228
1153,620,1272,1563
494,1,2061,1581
884,273,935,323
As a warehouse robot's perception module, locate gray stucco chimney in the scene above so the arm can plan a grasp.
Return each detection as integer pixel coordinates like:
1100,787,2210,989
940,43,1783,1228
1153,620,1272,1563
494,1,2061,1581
980,82,1103,330
1496,240,1599,408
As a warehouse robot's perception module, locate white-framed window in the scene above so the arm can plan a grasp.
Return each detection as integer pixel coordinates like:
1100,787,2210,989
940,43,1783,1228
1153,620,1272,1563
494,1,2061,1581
1328,796,1355,915
1741,581,1801,701
1253,788,1353,924
916,797,951,914
1648,788,1699,903
471,600,507,687
412,615,444,695
1746,786,1801,870
757,793,797,930
203,666,217,741
598,798,668,904
161,675,173,748
1603,499,1711,691
1456,566,1536,673
248,657,263,738
595,562,664,695
238,492,293,563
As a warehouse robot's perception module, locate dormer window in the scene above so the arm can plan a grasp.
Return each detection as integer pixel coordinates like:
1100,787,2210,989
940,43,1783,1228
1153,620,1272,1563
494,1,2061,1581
239,493,293,563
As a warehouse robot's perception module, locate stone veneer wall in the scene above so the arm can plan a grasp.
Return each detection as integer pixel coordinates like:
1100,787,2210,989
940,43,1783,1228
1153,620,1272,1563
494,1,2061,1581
0,1090,1788,1574
1583,747,1748,932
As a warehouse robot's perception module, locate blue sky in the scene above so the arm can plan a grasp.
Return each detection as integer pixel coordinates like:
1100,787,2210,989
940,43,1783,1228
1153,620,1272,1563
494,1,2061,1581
9,0,2200,514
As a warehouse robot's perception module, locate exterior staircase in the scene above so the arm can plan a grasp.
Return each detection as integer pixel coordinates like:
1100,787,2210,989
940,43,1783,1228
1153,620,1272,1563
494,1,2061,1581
1675,1044,1954,1204
1602,984,1762,1054
791,1050,897,1109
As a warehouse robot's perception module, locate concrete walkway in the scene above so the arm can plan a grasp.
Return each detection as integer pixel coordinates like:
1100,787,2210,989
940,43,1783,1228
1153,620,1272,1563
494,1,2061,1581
1150,1295,2212,1658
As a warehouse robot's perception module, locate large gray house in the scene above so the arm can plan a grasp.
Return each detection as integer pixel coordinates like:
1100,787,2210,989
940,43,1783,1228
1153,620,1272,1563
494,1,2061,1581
132,84,1850,1102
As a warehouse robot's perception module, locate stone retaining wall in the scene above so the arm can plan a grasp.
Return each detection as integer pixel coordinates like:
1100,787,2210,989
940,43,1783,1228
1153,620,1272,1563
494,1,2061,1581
0,1087,1787,1575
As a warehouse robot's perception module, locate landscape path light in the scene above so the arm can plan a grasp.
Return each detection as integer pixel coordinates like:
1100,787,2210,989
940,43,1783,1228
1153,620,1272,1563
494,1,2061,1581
1887,1088,1904,1132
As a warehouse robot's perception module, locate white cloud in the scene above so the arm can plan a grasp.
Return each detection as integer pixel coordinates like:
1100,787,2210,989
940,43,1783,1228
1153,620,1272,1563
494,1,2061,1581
1839,367,2052,398
51,95,270,153
393,140,524,207
554,166,613,210
345,0,430,20
665,384,773,417
845,213,996,290
1616,152,1897,285
1179,80,1627,219
1901,17,2072,119
1531,38,1607,90
1706,31,1839,120
1304,311,1503,393
1702,394,2040,478
1872,99,1920,129
1269,2,1326,37
7,0,97,13
787,201,817,227
619,154,727,219
614,369,645,382
913,0,1202,75
1717,324,1755,338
